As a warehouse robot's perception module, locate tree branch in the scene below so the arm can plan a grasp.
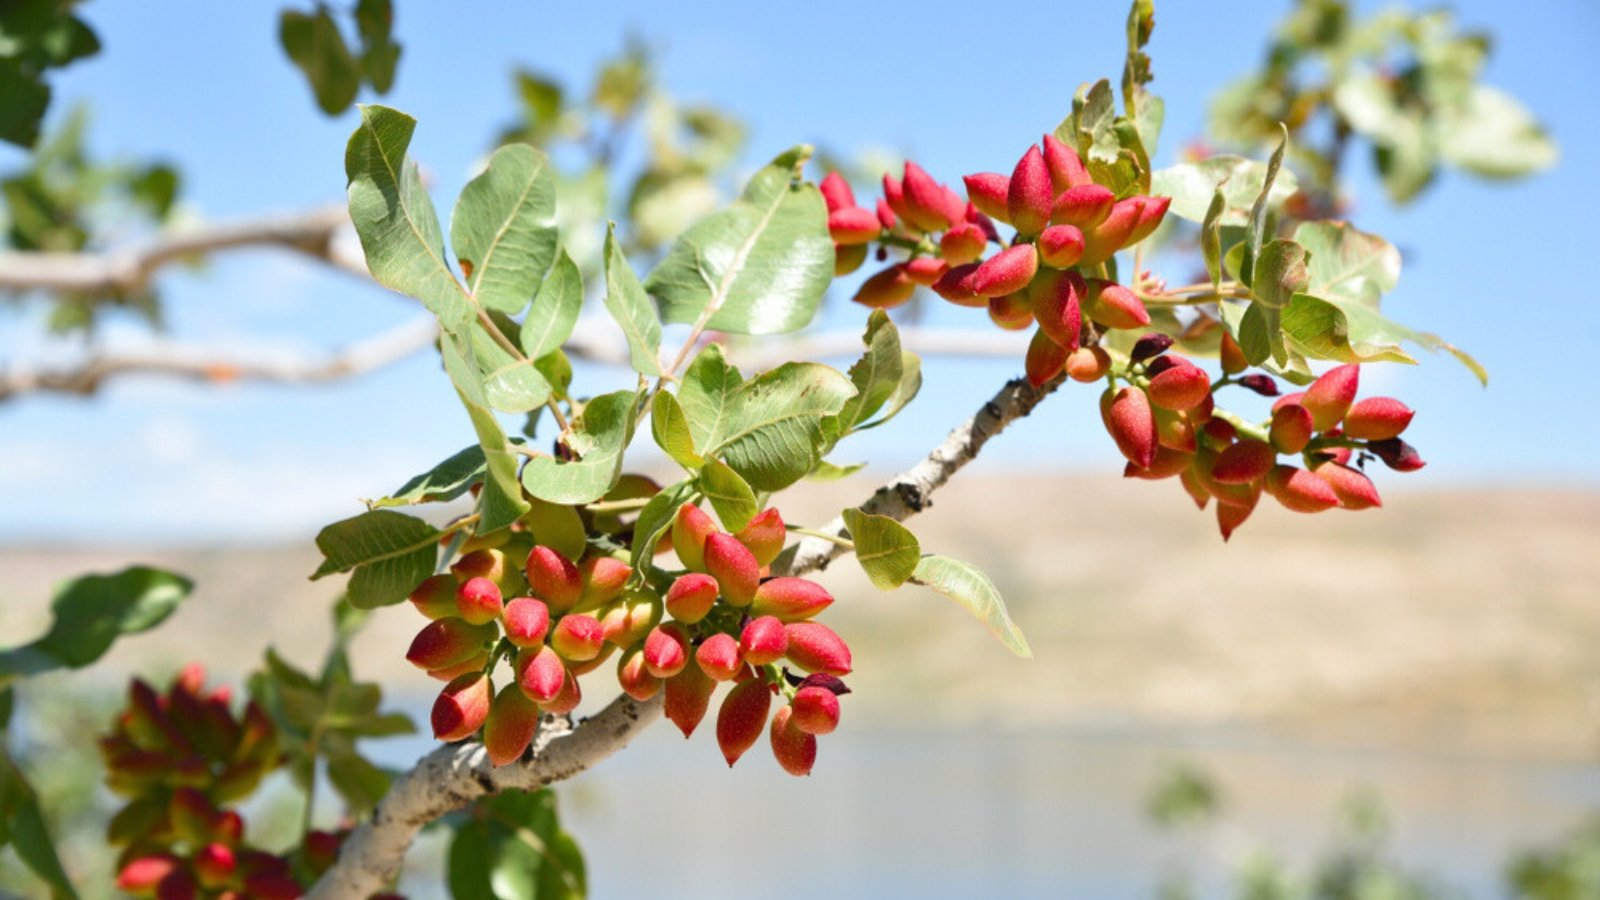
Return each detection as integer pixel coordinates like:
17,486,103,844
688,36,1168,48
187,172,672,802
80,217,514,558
0,205,365,296
0,316,441,402
308,367,1067,898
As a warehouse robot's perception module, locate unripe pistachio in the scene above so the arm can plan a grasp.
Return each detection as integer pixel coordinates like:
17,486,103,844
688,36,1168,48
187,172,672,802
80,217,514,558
431,673,491,742
1124,444,1194,479
1192,448,1262,508
664,573,719,624
1007,145,1054,235
664,661,716,738
541,666,582,714
1146,360,1212,411
1265,464,1340,512
428,651,489,683
1342,397,1414,441
565,641,614,676
1084,280,1150,330
1216,498,1255,541
881,173,911,225
939,222,988,265
1302,364,1360,432
852,264,917,309
244,873,302,900
1080,196,1146,266
734,507,786,567
551,614,604,661
1032,269,1083,352
616,648,662,702
1272,391,1306,413
717,677,774,766
769,704,818,777
671,503,717,572
455,576,503,625
1101,385,1159,469
1050,183,1116,229
1025,327,1069,388
598,590,661,648
1037,224,1085,268
643,623,691,678
705,533,760,606
483,683,541,767
834,242,867,276
1179,466,1212,510
406,617,496,671
903,256,948,286
827,206,880,245
931,262,985,307
819,171,854,212
117,854,183,896
1367,437,1426,472
450,548,513,594
696,632,743,681
516,645,566,703
962,172,1011,222
1211,438,1276,484
740,615,789,666
987,292,1035,330
901,161,955,232
1041,133,1092,189
408,574,459,620
502,597,551,648
1313,462,1382,510
875,198,897,230
1126,195,1171,244
525,546,583,613
1269,403,1315,453
751,577,833,622
577,556,631,611
969,245,1039,298
303,830,342,875
784,622,853,675
790,684,842,735
1219,333,1248,375
171,787,218,845
1066,345,1112,382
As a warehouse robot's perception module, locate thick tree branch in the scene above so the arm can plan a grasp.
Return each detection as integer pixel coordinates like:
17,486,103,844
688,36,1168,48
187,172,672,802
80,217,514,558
308,367,1066,898
0,205,366,296
0,317,441,402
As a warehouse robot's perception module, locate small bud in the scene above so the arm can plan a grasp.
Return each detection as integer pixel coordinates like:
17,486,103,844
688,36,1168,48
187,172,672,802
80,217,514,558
551,614,604,661
664,663,716,738
1269,403,1315,454
734,507,786,567
643,623,691,678
987,292,1035,330
931,262,985,307
784,622,853,675
939,222,988,265
616,648,663,702
1032,269,1083,352
525,546,583,613
1066,345,1111,382
406,617,495,671
1007,145,1054,235
740,615,790,666
502,597,551,648
969,245,1039,297
431,673,492,742
834,242,867,276
1036,223,1085,269
1368,437,1426,472
408,574,459,620
1265,464,1340,512
901,161,955,232
1211,439,1276,484
1025,328,1069,388
1237,373,1280,397
1129,333,1173,363
1041,133,1091,189
962,172,1011,222
751,577,833,622
483,683,541,766
790,684,842,735
1102,386,1159,469
770,704,818,777
903,255,948,286
665,573,720,624
705,533,760,606
1219,333,1248,375
827,206,881,245
1084,280,1150,330
1314,462,1383,510
1302,364,1360,432
672,503,717,572
577,556,631,611
1146,360,1212,411
516,646,565,703
881,173,911,224
716,677,773,766
1050,183,1115,229
818,171,855,213
852,265,917,309
696,632,743,681
598,590,661,648
875,198,897,230
1342,397,1414,441
455,576,503,625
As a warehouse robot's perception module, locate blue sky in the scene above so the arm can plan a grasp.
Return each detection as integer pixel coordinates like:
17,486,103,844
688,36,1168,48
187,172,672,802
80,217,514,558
2,0,1596,542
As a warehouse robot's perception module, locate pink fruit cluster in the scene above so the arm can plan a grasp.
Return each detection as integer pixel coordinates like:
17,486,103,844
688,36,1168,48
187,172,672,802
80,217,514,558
1111,347,1423,539
100,665,343,900
404,504,852,777
826,134,1170,374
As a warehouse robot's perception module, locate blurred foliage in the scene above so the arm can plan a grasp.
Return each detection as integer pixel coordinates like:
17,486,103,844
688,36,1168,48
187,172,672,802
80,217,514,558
1147,760,1222,829
278,0,401,115
1209,0,1556,207
1507,814,1600,900
0,0,100,148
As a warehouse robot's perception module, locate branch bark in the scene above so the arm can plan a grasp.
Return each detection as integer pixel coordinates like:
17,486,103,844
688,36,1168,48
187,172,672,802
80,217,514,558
307,367,1066,898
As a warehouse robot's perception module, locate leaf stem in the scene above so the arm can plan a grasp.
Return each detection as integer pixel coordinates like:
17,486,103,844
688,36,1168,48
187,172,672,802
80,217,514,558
784,526,854,550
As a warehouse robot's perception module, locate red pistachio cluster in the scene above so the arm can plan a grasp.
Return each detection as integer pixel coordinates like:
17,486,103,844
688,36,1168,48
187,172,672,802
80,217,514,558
100,665,336,900
826,134,1170,379
404,504,852,776
1109,345,1422,538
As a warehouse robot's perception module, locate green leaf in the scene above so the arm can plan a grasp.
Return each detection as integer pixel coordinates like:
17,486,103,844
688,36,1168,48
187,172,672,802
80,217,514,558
1243,123,1289,283
841,510,920,590
855,350,922,431
522,497,588,563
0,60,50,148
1149,155,1301,225
311,510,439,609
345,106,474,332
1438,85,1557,179
601,224,661,376
807,460,865,482
353,0,400,93
645,145,833,335
373,445,485,509
450,143,559,315
830,309,903,436
910,555,1031,658
628,480,698,574
650,390,703,469
700,460,757,532
1252,239,1309,310
1281,293,1487,384
521,250,583,360
1292,220,1400,307
521,390,640,504
441,333,530,532
324,745,391,817
279,8,361,115
0,753,79,900
468,322,551,414
1200,186,1226,290
689,359,857,492
448,790,585,900
0,567,192,684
